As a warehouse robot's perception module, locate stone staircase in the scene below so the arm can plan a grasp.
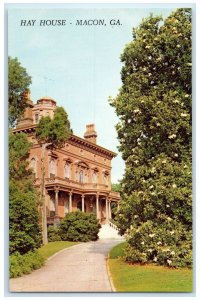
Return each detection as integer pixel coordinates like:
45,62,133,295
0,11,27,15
98,222,125,240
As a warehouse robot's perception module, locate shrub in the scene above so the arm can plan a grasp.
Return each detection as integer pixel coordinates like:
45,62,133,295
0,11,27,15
10,250,44,278
48,226,62,242
59,211,101,242
124,219,192,268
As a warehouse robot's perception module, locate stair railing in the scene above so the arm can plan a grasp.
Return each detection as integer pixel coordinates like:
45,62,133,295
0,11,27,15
108,220,118,231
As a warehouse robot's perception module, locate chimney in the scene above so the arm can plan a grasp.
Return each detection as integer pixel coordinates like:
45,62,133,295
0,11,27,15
84,124,97,144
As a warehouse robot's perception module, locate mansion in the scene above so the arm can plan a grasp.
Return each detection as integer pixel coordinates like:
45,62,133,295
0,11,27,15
13,93,120,225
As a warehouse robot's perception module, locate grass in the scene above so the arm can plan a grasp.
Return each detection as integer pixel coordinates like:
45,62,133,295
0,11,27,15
38,241,79,260
108,243,193,292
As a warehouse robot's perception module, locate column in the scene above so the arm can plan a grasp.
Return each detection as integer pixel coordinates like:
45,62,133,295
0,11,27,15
106,198,109,223
109,200,112,220
69,192,72,212
96,193,99,220
55,188,59,217
54,188,60,227
82,194,85,212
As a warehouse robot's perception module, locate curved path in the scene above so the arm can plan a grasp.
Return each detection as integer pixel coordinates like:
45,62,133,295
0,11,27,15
10,239,122,293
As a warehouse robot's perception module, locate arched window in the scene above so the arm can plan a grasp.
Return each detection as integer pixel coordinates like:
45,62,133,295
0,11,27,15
30,158,37,177
93,171,98,184
64,163,70,179
49,158,56,178
84,171,88,183
35,114,39,124
103,173,107,185
79,170,84,183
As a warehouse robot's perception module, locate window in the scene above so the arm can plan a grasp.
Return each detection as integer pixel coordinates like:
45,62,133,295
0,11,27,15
77,201,82,211
103,173,107,185
79,170,84,183
49,158,56,178
30,158,37,177
84,172,88,183
64,163,70,179
92,171,98,184
35,114,39,124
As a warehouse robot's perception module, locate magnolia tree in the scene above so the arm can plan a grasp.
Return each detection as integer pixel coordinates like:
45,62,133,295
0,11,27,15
109,9,192,268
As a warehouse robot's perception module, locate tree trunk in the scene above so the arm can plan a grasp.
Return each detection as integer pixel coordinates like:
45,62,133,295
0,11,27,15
41,143,49,245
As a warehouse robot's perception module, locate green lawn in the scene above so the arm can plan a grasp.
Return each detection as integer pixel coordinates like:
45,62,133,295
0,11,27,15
108,243,193,292
38,241,79,260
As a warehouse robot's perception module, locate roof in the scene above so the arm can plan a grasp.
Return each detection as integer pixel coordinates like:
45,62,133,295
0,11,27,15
12,124,117,159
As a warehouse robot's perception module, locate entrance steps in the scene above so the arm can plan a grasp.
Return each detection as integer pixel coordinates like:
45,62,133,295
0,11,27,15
98,223,125,240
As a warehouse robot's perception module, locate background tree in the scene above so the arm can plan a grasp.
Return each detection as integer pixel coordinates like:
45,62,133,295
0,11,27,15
109,9,192,268
111,183,122,193
9,131,42,254
36,107,71,244
8,57,32,127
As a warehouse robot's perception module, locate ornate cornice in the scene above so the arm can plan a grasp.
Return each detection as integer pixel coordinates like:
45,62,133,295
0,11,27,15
12,125,117,159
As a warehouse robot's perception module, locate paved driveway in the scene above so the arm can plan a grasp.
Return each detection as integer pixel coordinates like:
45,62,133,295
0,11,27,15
10,239,122,293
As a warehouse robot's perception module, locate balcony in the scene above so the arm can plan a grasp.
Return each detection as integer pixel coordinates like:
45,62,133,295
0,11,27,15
34,176,110,193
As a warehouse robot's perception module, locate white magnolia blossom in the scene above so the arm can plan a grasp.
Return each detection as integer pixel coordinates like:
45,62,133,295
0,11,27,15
134,215,139,219
170,230,175,235
181,113,188,117
141,241,145,245
145,45,151,49
162,248,170,252
162,160,167,164
173,99,180,103
156,122,161,127
172,184,177,188
157,241,162,245
185,93,190,97
168,134,176,139
149,185,154,189
167,259,172,265
134,109,141,114
147,248,153,252
174,153,179,157
171,251,175,255
176,44,181,48
166,204,170,208
150,192,156,195
149,233,155,238
153,257,158,262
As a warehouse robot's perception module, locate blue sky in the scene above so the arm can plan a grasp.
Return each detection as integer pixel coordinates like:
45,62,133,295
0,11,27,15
8,4,185,183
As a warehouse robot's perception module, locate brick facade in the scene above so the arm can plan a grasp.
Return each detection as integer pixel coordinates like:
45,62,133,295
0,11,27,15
13,94,120,225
